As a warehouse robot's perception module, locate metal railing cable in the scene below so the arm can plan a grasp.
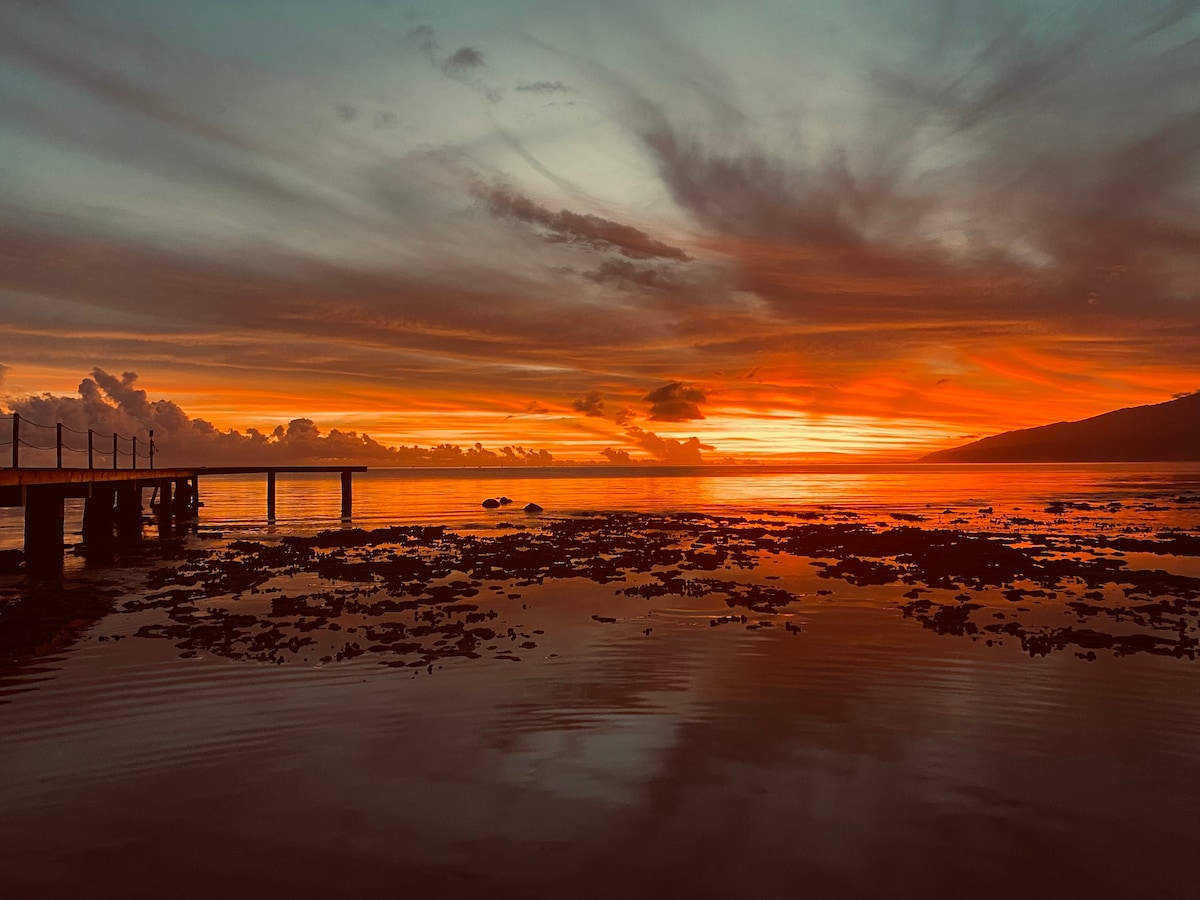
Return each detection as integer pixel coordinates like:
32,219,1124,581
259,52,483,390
15,415,55,430
3,413,156,470
17,437,59,452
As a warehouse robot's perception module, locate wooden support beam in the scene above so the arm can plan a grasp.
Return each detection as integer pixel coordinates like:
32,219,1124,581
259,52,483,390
154,479,174,538
172,478,189,518
24,486,65,571
341,470,353,519
267,471,276,521
115,485,142,541
156,479,173,518
82,486,117,547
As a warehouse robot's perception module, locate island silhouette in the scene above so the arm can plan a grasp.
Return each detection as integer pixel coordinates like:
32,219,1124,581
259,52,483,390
924,392,1200,462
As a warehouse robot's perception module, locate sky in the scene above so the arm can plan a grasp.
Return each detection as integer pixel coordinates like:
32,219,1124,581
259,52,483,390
1,0,1199,464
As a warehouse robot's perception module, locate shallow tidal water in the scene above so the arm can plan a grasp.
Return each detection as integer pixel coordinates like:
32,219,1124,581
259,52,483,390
2,464,1200,898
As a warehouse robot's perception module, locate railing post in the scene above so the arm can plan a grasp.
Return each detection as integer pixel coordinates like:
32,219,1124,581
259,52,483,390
132,436,138,470
11,413,18,469
112,433,118,470
57,423,63,468
149,430,155,470
88,429,94,470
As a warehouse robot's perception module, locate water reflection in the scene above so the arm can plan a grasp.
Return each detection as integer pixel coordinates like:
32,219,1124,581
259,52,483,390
3,469,1200,897
0,574,123,701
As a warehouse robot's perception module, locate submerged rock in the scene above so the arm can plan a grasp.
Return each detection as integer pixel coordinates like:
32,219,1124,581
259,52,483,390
482,498,501,509
523,502,544,513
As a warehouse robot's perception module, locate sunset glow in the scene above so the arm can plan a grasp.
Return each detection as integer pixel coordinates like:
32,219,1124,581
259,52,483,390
2,1,1199,462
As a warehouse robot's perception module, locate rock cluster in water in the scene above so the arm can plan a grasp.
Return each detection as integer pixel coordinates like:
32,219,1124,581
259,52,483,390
5,495,1199,691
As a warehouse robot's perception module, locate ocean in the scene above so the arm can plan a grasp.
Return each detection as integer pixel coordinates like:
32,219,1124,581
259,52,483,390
2,463,1200,898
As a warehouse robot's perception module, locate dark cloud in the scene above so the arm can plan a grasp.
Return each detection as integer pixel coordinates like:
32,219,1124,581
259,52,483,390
643,382,706,422
584,259,677,290
572,391,607,418
624,426,712,465
570,391,633,425
516,80,568,93
480,185,690,262
443,46,485,73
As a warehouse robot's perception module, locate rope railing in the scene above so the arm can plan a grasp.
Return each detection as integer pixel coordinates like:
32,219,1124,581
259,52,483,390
2,413,157,470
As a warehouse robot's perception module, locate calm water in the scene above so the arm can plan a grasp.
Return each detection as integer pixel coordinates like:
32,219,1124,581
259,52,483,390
2,464,1200,898
6,462,1200,548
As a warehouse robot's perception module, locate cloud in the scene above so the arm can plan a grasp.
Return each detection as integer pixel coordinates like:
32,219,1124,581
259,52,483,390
516,80,568,93
584,259,678,290
443,46,485,73
643,382,706,422
572,390,607,418
402,24,439,63
478,186,691,261
571,390,634,425
624,426,712,465
1,368,557,467
600,447,634,464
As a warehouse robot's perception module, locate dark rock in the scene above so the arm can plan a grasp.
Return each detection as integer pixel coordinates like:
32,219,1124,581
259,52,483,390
0,549,24,573
524,503,543,513
498,497,513,505
482,498,501,509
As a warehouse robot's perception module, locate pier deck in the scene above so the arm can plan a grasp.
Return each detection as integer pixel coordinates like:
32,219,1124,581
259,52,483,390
1,465,367,570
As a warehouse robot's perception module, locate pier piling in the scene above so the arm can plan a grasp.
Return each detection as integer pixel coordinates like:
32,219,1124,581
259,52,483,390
115,485,142,541
82,486,117,547
341,470,353,519
24,486,65,571
3,464,363,570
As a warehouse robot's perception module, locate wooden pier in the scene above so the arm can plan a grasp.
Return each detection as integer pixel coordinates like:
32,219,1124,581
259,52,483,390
0,465,367,571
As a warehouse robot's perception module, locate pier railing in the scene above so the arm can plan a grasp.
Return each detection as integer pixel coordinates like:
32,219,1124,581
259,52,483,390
0,413,155,470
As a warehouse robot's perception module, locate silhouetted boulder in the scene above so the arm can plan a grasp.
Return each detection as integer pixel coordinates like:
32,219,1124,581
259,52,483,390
523,503,543,513
498,497,513,505
482,498,501,509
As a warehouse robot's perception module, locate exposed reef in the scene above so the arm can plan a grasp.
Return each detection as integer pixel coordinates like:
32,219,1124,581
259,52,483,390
98,495,1200,668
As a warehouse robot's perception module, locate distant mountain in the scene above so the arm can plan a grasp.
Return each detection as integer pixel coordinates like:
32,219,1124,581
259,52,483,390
922,393,1200,462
